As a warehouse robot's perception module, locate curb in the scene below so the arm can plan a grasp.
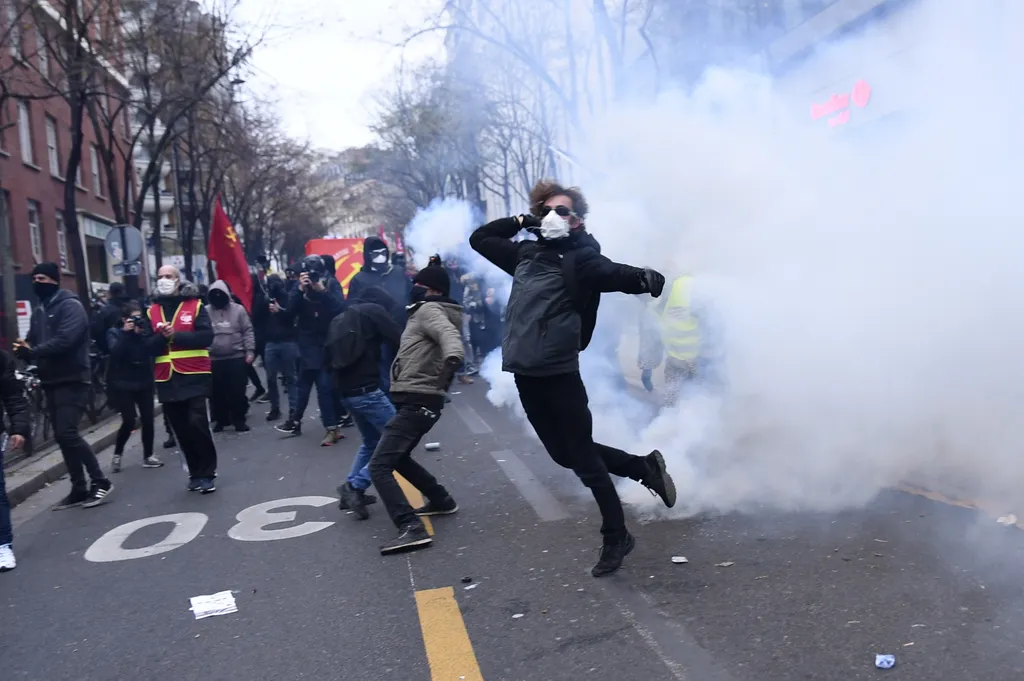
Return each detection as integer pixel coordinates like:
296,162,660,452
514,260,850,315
5,405,164,508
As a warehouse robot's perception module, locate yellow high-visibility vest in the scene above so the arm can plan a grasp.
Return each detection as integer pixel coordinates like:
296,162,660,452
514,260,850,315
660,276,700,362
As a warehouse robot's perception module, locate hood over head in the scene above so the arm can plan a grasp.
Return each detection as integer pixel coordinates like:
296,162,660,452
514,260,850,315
209,280,232,296
362,236,390,270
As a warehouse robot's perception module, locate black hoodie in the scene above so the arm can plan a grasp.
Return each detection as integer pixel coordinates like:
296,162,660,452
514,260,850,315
326,286,403,393
348,237,411,318
24,288,92,387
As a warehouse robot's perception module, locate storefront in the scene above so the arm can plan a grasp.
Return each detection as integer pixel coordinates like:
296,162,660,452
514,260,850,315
80,213,116,295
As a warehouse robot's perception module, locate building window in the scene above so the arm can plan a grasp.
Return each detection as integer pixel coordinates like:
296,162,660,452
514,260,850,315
91,144,103,195
56,210,69,272
27,200,42,263
45,115,60,176
36,24,49,78
7,1,23,59
17,99,33,165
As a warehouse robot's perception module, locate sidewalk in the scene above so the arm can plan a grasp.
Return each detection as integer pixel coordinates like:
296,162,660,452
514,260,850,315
4,405,163,508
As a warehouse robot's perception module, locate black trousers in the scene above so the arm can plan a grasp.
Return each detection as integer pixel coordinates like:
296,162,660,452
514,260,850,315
515,372,650,541
164,396,218,479
368,403,449,530
46,383,107,493
112,386,155,459
210,357,248,427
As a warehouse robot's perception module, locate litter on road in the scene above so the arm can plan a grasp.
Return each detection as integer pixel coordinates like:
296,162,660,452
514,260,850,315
875,655,896,669
671,556,688,564
464,584,478,591
189,591,238,620
425,442,441,451
997,514,1017,526
715,561,735,567
512,613,524,619
461,576,473,583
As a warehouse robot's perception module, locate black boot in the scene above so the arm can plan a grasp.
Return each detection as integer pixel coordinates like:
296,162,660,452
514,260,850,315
338,482,369,520
642,450,676,508
591,532,636,577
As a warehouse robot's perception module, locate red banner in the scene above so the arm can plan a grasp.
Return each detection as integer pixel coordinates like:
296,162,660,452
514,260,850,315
305,238,364,296
208,197,252,313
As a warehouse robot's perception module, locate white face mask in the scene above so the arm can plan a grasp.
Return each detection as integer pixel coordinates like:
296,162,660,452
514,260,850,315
156,278,177,295
539,210,571,240
371,250,388,265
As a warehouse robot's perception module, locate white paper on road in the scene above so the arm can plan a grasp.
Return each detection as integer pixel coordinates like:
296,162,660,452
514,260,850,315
189,591,238,619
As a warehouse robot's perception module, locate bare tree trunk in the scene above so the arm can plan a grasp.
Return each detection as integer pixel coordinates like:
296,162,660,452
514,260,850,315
65,89,90,302
151,155,162,268
0,185,17,343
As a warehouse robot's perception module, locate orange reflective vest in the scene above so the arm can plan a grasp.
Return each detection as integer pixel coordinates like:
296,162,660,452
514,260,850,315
149,299,212,382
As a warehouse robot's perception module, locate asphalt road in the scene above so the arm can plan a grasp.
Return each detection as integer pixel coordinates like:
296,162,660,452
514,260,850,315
4,380,1024,681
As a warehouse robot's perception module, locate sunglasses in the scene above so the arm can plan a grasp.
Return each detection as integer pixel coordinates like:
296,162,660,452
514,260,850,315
539,205,576,218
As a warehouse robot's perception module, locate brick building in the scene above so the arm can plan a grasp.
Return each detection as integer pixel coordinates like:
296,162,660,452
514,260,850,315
0,3,132,344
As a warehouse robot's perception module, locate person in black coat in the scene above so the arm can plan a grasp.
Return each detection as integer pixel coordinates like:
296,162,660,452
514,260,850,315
90,282,132,354
348,237,409,312
470,180,674,578
106,300,162,473
14,262,114,509
246,271,268,402
1,348,30,570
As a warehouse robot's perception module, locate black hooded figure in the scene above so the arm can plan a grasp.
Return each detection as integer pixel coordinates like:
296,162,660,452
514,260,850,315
348,237,411,320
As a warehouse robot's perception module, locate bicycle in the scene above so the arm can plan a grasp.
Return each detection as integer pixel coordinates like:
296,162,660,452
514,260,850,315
86,344,110,425
15,364,50,457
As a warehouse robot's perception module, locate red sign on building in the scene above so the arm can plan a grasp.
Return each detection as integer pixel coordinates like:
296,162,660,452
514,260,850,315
811,80,872,127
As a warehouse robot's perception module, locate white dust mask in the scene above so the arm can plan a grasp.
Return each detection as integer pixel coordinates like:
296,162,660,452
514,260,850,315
539,211,570,240
371,251,388,265
156,279,177,295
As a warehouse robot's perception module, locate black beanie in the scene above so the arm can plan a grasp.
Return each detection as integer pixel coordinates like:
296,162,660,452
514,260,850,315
413,265,450,297
31,262,60,282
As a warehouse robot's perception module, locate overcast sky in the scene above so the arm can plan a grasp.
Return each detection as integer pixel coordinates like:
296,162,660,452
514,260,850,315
234,0,444,151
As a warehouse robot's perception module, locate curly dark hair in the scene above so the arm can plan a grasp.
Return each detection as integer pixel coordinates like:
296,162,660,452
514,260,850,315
529,180,589,219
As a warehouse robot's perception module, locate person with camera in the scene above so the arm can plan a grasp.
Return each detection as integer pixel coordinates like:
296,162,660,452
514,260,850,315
0,348,30,572
263,274,299,422
274,255,345,444
207,280,256,433
106,301,162,473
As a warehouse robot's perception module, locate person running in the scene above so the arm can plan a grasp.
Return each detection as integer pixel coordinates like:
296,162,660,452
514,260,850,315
106,300,162,472
14,263,114,509
470,180,675,577
207,280,256,433
369,265,464,555
0,348,30,572
326,287,403,520
146,266,218,493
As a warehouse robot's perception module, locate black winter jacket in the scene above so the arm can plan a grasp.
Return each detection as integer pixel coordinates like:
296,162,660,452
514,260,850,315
286,283,345,371
24,289,92,387
90,295,132,353
470,217,650,377
143,284,214,403
0,349,30,440
106,324,155,393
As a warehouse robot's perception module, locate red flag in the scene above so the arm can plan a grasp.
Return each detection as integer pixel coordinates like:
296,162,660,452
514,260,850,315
378,225,388,247
394,233,404,254
208,197,252,313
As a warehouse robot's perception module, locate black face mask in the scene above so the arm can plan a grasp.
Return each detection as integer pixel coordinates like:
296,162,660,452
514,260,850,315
410,285,429,304
209,293,230,309
33,281,59,301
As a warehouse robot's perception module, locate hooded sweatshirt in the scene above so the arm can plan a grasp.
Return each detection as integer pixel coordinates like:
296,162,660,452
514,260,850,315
348,237,411,316
207,280,255,361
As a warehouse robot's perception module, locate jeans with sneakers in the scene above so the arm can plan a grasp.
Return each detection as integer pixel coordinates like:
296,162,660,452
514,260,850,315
264,341,299,414
293,367,336,428
0,448,11,546
341,388,396,491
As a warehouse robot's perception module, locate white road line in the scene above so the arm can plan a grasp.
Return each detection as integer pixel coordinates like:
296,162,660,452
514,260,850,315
452,403,493,435
490,450,570,521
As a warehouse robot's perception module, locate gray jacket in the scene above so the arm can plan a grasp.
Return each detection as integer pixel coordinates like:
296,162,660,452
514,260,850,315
207,280,255,360
390,298,464,398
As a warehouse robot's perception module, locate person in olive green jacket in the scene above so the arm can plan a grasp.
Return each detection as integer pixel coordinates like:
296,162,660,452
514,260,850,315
370,264,464,556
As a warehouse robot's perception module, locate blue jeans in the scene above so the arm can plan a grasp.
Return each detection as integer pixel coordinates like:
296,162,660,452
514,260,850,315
341,389,397,491
0,445,11,546
294,367,337,428
264,341,299,413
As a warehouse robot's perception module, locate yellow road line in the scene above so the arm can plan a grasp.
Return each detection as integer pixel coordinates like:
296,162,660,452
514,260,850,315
396,473,434,536
415,587,484,681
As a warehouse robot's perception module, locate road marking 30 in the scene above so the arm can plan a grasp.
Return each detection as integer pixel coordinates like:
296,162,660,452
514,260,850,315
416,587,485,681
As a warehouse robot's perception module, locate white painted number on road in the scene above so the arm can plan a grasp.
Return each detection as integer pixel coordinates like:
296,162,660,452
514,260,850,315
84,512,209,563
226,496,336,542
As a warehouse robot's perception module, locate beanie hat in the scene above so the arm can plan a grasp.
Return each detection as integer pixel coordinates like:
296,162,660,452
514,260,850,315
413,265,450,298
31,262,60,282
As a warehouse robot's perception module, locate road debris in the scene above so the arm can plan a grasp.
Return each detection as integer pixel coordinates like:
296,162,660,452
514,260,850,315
461,576,473,583
671,556,689,564
903,642,914,647
911,624,926,628
875,654,896,669
873,539,889,544
512,613,524,619
464,584,478,591
755,575,768,580
424,442,441,451
997,514,1018,526
189,591,238,620
715,561,735,567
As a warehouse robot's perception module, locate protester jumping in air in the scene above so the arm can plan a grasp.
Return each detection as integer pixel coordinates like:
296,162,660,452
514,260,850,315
326,286,405,520
15,263,114,509
470,180,675,577
146,266,218,493
370,265,464,555
207,280,256,433
106,301,161,472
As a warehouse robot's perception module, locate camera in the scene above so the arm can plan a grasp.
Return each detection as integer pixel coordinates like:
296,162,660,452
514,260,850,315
129,314,146,327
298,254,326,284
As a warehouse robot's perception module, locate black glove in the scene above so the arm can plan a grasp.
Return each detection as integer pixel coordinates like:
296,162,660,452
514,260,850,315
642,268,666,298
517,214,541,230
438,356,462,392
13,344,32,362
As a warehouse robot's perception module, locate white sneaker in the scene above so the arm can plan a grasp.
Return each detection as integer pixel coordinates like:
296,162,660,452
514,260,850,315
0,544,16,572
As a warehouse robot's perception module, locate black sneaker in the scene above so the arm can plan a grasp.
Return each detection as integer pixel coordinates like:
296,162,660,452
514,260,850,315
111,454,123,473
212,422,225,433
338,482,369,520
380,524,432,555
266,408,281,422
336,484,377,509
591,532,636,577
234,422,251,433
642,450,677,508
200,478,217,494
275,420,301,435
187,478,202,492
83,480,114,508
163,437,176,449
256,394,271,405
414,496,459,516
53,488,91,511
249,389,266,403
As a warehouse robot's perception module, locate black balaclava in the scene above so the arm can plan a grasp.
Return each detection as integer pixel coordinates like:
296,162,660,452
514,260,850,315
363,236,390,273
209,289,230,309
